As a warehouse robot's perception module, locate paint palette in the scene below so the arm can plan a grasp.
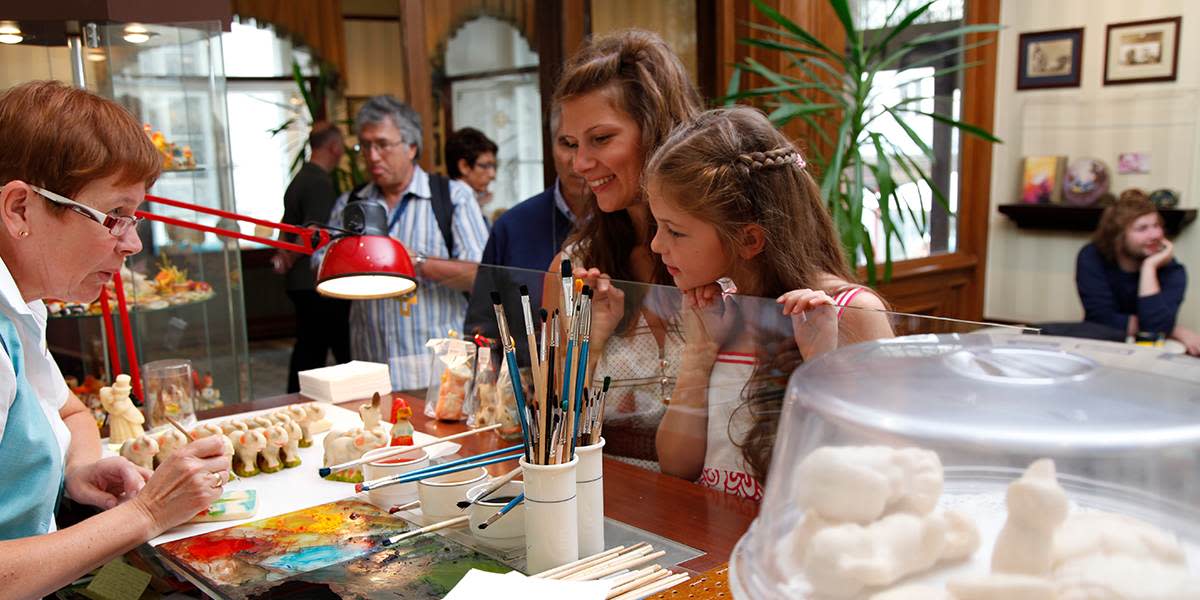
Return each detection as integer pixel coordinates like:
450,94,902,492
159,499,512,599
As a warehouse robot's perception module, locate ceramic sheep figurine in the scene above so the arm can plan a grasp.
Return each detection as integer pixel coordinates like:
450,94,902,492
191,422,224,440
285,404,314,447
231,428,268,477
257,423,289,473
119,433,159,471
322,428,388,482
280,417,303,468
219,419,248,436
804,509,979,598
795,446,943,524
305,402,331,434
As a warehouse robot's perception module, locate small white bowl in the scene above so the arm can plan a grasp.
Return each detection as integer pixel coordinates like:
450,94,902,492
418,466,489,519
466,480,525,546
361,446,430,509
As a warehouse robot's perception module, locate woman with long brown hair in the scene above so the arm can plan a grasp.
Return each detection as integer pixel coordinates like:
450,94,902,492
545,29,702,466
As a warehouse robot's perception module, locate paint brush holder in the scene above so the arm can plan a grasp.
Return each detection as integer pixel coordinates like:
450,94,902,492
520,456,579,574
575,437,605,556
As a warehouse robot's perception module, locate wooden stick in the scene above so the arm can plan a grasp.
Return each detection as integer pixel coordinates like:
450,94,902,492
565,550,666,582
605,567,669,599
383,515,469,545
534,545,628,579
320,423,501,475
610,573,689,600
558,544,652,580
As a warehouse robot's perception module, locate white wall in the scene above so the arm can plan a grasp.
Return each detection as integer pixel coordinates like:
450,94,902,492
986,0,1199,331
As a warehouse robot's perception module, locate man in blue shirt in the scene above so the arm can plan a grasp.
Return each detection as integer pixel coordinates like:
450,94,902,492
318,96,489,390
464,109,587,361
1076,191,1197,355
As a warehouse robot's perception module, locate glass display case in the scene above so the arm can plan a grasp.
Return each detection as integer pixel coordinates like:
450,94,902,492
46,20,250,410
728,333,1200,599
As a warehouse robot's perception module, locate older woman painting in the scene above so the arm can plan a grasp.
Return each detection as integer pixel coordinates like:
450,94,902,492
0,80,230,598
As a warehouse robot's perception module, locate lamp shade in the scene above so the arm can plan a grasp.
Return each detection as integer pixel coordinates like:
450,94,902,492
316,234,418,300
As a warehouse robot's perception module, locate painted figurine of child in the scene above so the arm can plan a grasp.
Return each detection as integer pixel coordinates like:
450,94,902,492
390,398,414,446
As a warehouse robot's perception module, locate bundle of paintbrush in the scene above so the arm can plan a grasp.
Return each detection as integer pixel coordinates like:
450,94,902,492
488,262,608,466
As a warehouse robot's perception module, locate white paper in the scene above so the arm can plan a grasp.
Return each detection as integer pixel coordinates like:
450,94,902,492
444,569,612,600
147,404,459,546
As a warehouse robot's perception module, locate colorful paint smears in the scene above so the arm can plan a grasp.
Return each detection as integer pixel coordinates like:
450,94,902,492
159,499,512,599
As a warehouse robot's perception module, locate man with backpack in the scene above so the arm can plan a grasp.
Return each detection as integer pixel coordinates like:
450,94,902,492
318,96,488,390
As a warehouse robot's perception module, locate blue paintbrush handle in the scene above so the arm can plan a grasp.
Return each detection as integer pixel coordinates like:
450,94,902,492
363,453,522,490
363,445,521,488
504,349,531,460
560,339,574,412
571,340,589,456
497,492,524,516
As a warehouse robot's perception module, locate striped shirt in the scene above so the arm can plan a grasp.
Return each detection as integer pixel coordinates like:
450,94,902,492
316,166,488,390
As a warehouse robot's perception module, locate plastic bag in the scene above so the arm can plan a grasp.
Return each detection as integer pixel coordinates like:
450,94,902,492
424,337,475,421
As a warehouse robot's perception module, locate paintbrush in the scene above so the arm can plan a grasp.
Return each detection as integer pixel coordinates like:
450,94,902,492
456,466,523,509
388,499,421,514
491,291,532,462
383,515,470,545
359,451,523,492
477,492,524,529
318,423,502,477
357,444,522,491
167,415,238,480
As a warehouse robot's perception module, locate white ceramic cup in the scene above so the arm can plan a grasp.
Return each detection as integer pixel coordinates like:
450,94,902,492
466,479,525,545
575,437,605,556
521,456,579,574
361,446,430,509
418,465,489,519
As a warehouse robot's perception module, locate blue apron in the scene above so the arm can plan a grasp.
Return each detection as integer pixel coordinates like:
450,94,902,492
0,311,64,540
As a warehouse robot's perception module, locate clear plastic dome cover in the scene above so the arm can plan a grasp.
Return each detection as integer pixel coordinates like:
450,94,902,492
730,333,1200,599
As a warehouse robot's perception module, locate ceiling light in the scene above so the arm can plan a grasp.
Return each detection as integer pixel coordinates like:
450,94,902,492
123,23,152,44
0,21,22,44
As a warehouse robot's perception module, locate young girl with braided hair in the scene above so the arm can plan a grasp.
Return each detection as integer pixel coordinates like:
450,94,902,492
647,107,894,499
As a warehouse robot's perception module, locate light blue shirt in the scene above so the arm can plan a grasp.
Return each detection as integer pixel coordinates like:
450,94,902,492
318,167,488,390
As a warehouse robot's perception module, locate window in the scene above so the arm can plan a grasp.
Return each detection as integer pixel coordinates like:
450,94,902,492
855,0,966,262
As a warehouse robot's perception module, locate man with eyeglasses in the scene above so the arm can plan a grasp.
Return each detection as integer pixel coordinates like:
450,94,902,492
316,96,488,392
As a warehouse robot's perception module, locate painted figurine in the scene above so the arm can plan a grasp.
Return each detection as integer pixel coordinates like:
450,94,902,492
102,374,144,445
322,428,388,483
390,397,414,446
257,423,288,474
154,427,188,466
280,416,303,468
286,404,314,447
360,393,387,440
231,428,267,478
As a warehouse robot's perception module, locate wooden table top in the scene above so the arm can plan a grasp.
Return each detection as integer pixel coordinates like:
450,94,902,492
199,392,759,572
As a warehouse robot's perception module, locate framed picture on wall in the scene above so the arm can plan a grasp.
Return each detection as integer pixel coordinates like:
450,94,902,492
1104,17,1182,85
1020,156,1067,204
1017,28,1084,90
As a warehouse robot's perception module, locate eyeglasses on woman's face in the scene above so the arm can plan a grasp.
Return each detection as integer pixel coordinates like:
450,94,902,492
28,185,141,237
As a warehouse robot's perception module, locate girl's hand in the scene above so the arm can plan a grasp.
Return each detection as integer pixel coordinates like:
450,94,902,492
681,293,740,360
778,289,838,360
572,267,625,350
681,282,724,310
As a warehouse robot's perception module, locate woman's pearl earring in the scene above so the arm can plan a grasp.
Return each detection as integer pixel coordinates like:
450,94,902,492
18,231,29,238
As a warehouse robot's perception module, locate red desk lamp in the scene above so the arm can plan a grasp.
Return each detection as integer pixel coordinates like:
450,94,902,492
99,194,417,401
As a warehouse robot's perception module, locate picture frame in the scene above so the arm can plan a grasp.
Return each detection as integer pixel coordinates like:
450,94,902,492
1017,28,1084,90
1020,156,1068,204
1104,17,1182,85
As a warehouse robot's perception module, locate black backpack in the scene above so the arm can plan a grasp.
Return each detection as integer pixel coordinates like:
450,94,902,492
350,173,455,257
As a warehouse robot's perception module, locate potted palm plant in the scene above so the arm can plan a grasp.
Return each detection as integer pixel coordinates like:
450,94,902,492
724,0,1001,283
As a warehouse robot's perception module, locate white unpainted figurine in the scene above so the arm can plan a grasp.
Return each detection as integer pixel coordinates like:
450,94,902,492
992,459,1069,575
1053,511,1186,569
102,375,145,445
285,404,314,447
119,433,159,471
305,402,331,434
258,424,288,473
250,415,275,430
231,428,267,478
1054,553,1199,600
795,446,944,524
804,509,979,598
280,417,303,468
868,585,954,600
360,393,383,431
946,574,1056,600
155,427,188,465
